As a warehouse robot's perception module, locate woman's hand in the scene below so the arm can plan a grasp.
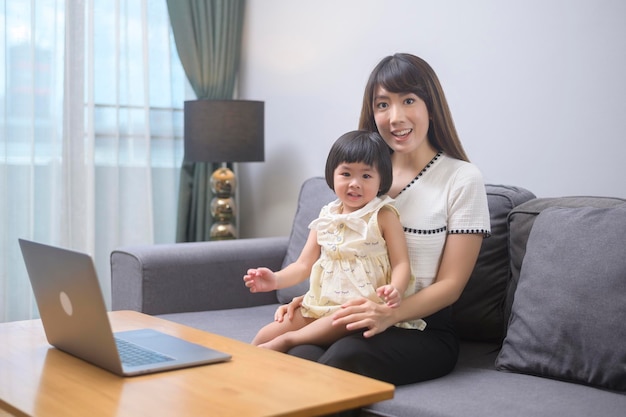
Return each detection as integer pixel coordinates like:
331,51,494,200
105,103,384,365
274,295,304,322
332,298,398,338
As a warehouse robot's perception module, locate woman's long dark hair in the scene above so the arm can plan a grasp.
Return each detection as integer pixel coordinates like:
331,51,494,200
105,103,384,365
358,53,469,162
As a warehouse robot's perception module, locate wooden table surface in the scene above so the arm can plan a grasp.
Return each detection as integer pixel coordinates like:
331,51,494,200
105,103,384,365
0,310,394,417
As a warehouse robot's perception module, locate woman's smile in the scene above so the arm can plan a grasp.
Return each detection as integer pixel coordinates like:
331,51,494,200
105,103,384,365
392,128,413,139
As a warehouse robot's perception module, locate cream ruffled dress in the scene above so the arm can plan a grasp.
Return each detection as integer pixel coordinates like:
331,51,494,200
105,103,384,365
301,195,426,331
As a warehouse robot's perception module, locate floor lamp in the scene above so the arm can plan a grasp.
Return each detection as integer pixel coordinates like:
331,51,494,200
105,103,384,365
184,100,264,240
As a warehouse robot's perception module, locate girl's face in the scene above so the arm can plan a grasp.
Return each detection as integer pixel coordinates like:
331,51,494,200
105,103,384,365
333,161,381,213
372,86,430,155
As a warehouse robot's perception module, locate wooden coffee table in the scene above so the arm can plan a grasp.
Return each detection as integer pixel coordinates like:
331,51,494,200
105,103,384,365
0,310,394,416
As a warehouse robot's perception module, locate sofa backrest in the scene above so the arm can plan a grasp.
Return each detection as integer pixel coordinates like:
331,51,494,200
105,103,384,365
277,177,335,303
451,184,535,342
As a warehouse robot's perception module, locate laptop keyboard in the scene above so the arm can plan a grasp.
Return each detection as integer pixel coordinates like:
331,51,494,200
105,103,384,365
115,337,175,367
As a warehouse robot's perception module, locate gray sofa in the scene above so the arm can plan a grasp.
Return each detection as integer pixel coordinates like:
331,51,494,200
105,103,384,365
111,177,626,417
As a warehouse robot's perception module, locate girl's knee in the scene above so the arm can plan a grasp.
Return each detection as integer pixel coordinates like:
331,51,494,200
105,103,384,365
252,323,280,345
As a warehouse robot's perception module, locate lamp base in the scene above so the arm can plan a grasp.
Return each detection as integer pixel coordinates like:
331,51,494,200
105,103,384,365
209,165,237,240
210,166,236,196
209,221,237,240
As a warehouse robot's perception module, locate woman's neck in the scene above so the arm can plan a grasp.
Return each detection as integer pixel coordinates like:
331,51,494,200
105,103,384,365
388,144,439,197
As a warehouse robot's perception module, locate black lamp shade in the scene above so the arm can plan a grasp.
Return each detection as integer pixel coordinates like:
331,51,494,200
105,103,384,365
184,100,264,163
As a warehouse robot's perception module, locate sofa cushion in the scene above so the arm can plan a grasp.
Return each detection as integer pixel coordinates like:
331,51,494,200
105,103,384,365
505,196,626,328
496,204,626,391
277,177,335,303
158,304,280,344
367,364,626,417
451,184,535,342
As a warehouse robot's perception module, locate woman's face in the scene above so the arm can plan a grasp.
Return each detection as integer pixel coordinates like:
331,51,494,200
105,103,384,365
372,86,430,155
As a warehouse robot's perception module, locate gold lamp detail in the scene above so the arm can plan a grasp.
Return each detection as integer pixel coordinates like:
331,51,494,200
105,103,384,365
184,100,264,240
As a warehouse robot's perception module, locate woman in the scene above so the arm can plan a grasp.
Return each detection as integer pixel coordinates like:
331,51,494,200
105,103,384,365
280,53,491,386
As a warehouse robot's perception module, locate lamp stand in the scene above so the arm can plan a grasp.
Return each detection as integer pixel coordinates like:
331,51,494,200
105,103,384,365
209,163,237,240
183,99,264,242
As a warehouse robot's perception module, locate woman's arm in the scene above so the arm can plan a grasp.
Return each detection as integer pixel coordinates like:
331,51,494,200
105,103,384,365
403,233,482,315
334,233,483,337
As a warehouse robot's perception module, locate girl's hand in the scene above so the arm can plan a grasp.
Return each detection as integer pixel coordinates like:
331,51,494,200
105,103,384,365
332,298,397,338
243,267,277,293
377,284,401,308
274,295,304,322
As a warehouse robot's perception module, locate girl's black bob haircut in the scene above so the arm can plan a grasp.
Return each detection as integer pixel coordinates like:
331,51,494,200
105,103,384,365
325,130,393,196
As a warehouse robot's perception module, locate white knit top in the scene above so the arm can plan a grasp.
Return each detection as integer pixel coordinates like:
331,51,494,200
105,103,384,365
393,152,491,292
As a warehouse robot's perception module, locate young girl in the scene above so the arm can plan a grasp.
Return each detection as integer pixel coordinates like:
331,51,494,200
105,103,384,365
243,130,426,352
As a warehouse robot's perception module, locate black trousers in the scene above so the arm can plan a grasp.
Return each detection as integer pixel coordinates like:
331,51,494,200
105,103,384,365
288,309,459,386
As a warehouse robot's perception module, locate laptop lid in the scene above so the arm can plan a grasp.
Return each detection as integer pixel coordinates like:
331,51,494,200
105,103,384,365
18,239,231,376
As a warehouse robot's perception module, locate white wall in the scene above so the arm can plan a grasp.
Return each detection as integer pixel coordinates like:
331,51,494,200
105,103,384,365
236,0,626,238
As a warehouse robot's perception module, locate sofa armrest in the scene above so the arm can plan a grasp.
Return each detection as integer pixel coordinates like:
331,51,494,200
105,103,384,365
111,237,288,315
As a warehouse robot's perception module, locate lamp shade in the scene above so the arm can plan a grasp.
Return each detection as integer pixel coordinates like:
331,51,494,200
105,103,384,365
184,100,264,163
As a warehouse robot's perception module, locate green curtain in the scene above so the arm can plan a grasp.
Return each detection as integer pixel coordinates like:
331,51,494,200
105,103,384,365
166,0,246,242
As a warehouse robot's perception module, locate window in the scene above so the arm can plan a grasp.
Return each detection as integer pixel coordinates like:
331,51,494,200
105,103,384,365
1,0,190,321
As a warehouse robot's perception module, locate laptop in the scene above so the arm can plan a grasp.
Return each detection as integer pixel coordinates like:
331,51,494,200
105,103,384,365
18,238,231,377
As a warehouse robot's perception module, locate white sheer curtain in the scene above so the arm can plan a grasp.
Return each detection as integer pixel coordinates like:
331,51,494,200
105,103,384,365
0,0,188,322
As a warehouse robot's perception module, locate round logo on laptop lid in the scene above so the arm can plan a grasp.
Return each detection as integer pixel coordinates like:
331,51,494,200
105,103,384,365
59,291,73,316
